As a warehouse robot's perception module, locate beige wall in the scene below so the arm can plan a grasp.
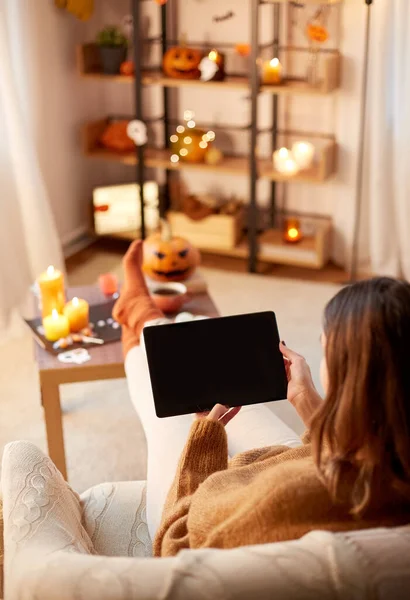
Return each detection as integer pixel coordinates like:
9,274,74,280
35,0,365,266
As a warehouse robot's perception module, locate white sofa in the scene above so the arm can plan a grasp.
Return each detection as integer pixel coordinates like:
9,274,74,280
1,440,410,600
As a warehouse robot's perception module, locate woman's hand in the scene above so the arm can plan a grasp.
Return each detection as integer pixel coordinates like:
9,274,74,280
196,404,241,427
279,342,322,426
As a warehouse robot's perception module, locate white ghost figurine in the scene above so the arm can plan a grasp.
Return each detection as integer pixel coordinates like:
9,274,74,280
127,120,148,146
199,57,219,82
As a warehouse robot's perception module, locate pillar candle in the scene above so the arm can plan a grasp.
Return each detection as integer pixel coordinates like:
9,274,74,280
273,147,291,172
63,297,89,332
43,309,70,342
284,218,303,244
38,265,65,318
262,58,283,85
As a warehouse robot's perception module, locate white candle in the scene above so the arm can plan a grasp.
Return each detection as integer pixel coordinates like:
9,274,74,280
278,158,300,176
273,147,291,172
292,141,315,170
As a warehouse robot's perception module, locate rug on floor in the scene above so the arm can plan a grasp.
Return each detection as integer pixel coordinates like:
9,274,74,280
0,266,340,493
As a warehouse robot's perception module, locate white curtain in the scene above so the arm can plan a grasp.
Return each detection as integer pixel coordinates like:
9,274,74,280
362,0,410,278
0,1,63,330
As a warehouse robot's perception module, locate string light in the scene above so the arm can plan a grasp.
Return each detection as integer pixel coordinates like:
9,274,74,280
207,131,216,141
187,120,196,129
170,154,179,163
170,135,178,143
180,148,188,157
176,125,185,134
184,110,195,121
202,134,210,142
184,136,192,144
199,141,208,149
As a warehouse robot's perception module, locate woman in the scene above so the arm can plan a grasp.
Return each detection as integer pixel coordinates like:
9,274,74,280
114,241,410,557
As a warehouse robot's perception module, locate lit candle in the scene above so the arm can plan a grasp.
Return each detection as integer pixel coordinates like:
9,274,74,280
284,218,303,244
43,309,70,342
262,58,283,85
63,297,89,333
273,147,291,171
37,265,66,318
292,141,315,170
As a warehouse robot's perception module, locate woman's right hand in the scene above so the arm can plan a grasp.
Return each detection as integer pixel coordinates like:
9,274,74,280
279,342,322,426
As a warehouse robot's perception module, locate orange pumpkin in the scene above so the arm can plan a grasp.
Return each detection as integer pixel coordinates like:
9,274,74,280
120,60,135,75
171,126,211,163
99,121,135,152
163,46,202,79
306,23,329,44
143,220,200,282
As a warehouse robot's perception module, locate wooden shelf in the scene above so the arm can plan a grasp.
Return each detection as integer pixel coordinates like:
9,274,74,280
77,46,340,95
83,119,337,183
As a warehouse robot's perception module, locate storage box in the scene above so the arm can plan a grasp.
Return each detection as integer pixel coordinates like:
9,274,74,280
167,210,244,250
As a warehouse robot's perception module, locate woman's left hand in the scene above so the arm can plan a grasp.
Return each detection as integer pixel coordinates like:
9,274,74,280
196,404,241,427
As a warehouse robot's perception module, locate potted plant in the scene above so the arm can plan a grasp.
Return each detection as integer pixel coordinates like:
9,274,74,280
96,26,128,75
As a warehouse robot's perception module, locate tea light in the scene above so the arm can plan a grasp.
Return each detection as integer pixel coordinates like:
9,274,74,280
64,297,89,333
262,58,283,85
284,218,303,244
292,141,315,170
37,265,65,318
273,147,291,172
99,273,119,296
43,309,70,342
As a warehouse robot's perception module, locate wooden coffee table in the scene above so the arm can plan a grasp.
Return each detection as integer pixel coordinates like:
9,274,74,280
35,285,219,480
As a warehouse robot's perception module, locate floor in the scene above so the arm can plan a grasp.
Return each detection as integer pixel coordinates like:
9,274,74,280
0,245,340,493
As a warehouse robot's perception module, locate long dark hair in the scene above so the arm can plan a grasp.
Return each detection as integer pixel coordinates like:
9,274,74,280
311,277,410,515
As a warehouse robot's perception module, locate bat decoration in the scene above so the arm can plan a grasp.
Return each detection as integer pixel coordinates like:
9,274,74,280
213,11,235,23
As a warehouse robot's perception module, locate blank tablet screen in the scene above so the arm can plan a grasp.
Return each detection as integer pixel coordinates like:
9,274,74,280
143,311,288,418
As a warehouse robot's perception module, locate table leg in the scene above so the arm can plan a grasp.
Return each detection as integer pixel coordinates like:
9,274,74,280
41,381,67,480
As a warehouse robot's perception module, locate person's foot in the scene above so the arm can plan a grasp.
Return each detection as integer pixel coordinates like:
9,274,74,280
113,240,163,356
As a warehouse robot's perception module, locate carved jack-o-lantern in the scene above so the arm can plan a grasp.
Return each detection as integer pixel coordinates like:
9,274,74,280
163,46,203,79
143,220,200,282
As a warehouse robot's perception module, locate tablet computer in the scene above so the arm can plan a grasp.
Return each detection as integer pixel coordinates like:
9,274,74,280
143,311,288,418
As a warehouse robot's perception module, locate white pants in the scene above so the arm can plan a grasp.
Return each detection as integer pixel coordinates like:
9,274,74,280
125,320,302,541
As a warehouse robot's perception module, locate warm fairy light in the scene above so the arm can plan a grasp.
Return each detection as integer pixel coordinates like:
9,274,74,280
287,228,299,240
176,125,185,134
199,141,208,149
202,134,210,142
170,134,178,143
184,136,192,144
51,309,59,319
184,110,195,121
47,265,55,277
187,120,196,129
270,57,280,68
170,154,179,163
208,50,218,61
207,131,216,141
180,148,188,156
72,297,79,307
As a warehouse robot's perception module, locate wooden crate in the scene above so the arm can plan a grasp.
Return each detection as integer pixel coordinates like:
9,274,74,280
259,219,332,269
168,210,245,250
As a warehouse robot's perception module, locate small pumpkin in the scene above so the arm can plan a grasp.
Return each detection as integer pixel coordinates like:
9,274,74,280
143,220,200,282
163,46,203,79
99,121,135,152
120,60,135,75
306,23,329,44
171,127,213,163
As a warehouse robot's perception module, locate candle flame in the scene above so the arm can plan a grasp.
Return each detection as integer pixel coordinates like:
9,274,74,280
208,50,218,61
47,265,55,276
72,297,79,307
288,228,299,239
270,58,280,67
51,309,59,319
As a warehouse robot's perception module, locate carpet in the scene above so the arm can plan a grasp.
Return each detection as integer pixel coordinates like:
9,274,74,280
0,261,340,493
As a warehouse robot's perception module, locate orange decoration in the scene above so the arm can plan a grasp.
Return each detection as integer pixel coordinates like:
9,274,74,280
143,220,200,282
154,0,168,4
306,23,329,44
163,46,203,79
99,121,135,152
283,218,303,244
120,60,135,75
235,43,251,57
